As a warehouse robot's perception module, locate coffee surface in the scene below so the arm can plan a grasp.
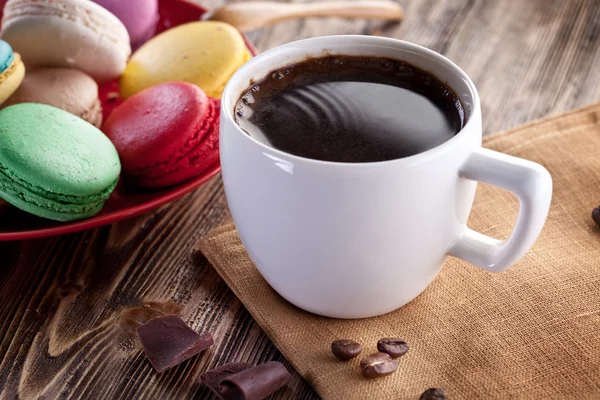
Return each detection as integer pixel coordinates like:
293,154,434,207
235,55,465,163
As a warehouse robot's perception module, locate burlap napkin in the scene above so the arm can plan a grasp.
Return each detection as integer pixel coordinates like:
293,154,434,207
197,103,600,399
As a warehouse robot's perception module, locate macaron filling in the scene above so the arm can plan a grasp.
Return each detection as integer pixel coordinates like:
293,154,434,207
127,99,219,182
0,163,117,214
0,54,19,83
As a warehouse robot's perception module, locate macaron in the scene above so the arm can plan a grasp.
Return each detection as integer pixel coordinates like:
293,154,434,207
0,39,25,105
91,0,158,49
103,82,219,189
1,0,131,82
120,21,251,99
0,103,121,221
2,68,103,127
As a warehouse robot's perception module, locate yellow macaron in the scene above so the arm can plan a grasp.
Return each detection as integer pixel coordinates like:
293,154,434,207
120,21,251,99
0,40,25,105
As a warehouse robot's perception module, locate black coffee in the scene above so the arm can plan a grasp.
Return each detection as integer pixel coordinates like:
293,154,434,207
235,55,465,163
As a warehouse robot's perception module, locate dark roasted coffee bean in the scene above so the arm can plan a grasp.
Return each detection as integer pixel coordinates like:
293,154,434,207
331,339,362,360
592,207,600,227
377,338,409,359
359,352,398,378
419,388,447,400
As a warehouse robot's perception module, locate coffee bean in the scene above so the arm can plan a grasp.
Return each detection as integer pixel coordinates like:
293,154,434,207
331,339,362,360
592,207,600,227
359,352,398,378
377,338,409,359
419,388,447,400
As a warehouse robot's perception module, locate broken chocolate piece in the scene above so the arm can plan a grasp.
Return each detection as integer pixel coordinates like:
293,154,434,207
200,362,252,400
136,314,214,373
220,361,292,400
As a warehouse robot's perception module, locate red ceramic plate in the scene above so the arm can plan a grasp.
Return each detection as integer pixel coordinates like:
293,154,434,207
0,0,257,241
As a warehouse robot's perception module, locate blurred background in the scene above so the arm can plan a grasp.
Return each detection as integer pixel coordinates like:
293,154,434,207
224,0,600,135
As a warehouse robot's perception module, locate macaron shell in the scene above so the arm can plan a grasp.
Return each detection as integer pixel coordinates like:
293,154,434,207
103,82,218,188
105,82,210,171
79,98,103,128
0,103,121,197
120,21,249,99
134,105,220,188
91,0,158,47
0,180,109,221
1,0,131,82
0,52,25,105
1,68,103,127
0,39,14,71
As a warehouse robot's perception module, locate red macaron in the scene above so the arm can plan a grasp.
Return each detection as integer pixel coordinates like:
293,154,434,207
103,82,220,188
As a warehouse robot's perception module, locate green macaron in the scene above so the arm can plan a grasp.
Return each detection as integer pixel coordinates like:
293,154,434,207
0,103,121,221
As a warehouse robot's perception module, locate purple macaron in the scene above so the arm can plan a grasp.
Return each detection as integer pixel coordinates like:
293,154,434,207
92,0,159,48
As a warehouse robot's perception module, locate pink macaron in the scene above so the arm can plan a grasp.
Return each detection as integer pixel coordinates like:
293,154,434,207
91,0,159,48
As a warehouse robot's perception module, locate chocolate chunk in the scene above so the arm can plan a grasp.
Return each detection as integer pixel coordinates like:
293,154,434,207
377,338,409,359
136,314,214,373
592,207,600,227
200,362,252,399
220,361,292,400
331,339,362,360
419,387,447,400
359,352,398,378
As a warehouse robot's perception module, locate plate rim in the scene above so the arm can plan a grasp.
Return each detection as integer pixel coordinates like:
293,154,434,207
0,163,222,241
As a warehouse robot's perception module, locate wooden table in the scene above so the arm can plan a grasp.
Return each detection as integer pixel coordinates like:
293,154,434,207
1,1,599,399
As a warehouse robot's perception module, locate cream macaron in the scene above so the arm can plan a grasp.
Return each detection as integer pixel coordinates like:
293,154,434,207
2,68,103,127
0,0,131,82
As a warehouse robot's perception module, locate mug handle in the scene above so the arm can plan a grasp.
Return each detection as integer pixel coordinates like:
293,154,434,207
449,148,553,272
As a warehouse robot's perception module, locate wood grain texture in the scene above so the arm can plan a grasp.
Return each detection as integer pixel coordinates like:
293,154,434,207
1,1,599,399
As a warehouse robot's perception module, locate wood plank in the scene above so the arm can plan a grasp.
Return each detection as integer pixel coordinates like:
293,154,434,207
247,0,600,135
1,1,599,399
0,178,313,399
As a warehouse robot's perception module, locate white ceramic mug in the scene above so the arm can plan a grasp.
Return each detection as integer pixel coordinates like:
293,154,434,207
220,36,553,319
